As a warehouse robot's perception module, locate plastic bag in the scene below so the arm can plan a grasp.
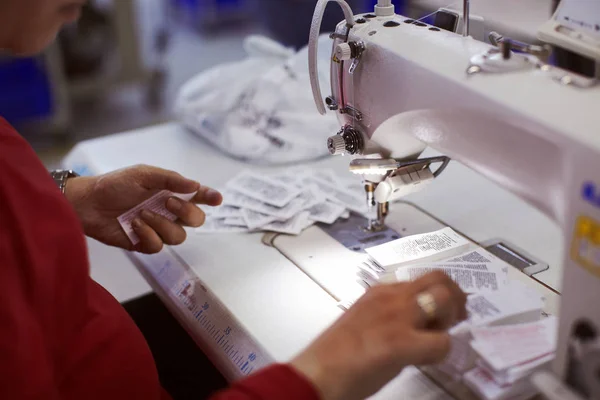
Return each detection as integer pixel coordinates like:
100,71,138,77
174,34,339,165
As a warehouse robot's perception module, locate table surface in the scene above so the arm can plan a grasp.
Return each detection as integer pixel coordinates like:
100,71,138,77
64,122,563,397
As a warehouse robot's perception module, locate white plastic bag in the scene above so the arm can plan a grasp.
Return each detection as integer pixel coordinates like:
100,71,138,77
174,35,338,165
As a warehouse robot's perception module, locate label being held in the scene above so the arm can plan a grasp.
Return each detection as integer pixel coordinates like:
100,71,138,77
118,190,197,245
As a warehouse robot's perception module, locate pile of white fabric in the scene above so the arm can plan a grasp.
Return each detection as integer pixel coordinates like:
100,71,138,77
174,35,338,165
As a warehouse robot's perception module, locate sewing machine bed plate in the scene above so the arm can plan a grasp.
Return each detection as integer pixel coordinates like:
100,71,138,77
272,201,559,314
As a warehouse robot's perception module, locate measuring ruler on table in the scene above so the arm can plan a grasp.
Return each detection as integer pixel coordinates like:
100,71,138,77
132,249,273,380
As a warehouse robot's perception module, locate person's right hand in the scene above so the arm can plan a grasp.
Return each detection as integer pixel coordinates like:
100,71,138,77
65,165,222,254
290,271,468,400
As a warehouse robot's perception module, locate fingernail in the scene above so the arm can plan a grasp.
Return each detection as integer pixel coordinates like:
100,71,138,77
132,218,143,229
141,210,154,220
167,197,183,211
206,189,221,202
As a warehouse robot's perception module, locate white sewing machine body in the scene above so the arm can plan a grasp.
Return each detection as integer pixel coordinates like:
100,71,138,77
304,0,600,397
325,8,598,220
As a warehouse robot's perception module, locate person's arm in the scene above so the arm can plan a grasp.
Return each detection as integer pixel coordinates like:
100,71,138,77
209,365,319,400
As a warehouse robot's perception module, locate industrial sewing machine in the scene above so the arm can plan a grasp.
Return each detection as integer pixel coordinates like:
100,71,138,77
275,0,600,399
58,0,600,396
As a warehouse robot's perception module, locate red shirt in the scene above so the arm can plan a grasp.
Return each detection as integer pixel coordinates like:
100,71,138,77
0,118,319,400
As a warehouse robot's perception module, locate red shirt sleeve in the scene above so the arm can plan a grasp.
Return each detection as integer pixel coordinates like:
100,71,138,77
0,119,163,400
210,364,320,400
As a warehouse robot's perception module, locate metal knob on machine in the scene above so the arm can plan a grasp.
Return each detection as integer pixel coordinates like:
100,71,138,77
326,126,364,156
335,43,353,61
334,41,366,62
327,135,347,155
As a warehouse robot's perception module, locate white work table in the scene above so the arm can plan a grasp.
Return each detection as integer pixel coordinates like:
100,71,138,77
64,122,563,398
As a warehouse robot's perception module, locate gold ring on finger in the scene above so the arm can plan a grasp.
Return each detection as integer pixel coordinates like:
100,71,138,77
416,292,438,322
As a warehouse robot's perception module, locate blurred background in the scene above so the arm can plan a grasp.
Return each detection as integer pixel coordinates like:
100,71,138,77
5,0,408,168
5,0,557,169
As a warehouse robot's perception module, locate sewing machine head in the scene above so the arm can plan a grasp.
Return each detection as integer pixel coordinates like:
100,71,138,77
308,0,599,232
308,0,600,397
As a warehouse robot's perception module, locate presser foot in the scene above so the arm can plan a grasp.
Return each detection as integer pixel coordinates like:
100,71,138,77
317,213,400,253
363,202,390,233
364,221,387,233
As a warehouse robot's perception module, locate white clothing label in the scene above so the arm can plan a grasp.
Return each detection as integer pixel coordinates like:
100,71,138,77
365,227,470,270
211,205,243,219
466,287,544,327
307,201,346,224
471,317,558,372
223,216,248,227
223,189,305,220
395,250,510,294
118,190,197,245
463,367,537,400
227,171,301,207
241,208,280,230
262,211,310,235
196,217,251,233
302,176,367,215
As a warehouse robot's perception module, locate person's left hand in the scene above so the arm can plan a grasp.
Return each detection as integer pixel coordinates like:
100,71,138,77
65,165,223,254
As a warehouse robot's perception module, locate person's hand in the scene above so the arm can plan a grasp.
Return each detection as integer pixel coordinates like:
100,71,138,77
65,165,222,254
290,271,468,400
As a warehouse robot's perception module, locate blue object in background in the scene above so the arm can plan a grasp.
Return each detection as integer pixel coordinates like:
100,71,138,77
171,0,245,16
258,0,407,49
0,58,53,126
172,0,408,48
